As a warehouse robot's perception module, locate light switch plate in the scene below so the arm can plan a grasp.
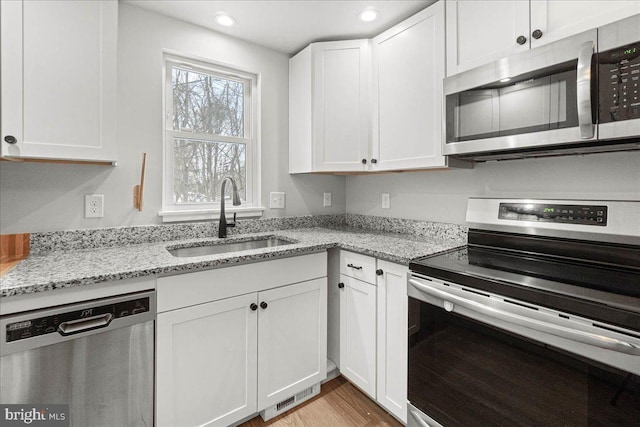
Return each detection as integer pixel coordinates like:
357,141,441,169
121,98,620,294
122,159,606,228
85,194,104,218
270,192,285,209
381,193,390,209
323,192,332,207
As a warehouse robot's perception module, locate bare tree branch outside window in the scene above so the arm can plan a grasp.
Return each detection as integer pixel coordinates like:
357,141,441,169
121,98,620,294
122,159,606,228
171,67,247,204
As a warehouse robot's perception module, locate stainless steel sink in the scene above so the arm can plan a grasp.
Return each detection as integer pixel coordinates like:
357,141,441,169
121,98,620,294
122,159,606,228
168,237,293,257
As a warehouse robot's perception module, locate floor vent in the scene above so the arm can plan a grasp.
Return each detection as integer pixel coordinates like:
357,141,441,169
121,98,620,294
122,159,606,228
260,383,321,421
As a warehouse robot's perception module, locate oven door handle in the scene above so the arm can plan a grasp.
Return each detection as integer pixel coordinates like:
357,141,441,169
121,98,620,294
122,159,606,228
408,278,640,356
577,40,595,139
409,409,435,427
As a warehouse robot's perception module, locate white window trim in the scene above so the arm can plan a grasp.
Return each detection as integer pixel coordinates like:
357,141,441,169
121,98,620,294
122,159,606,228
159,51,262,222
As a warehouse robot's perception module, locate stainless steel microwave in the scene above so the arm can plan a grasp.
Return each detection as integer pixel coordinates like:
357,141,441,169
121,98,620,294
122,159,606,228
443,14,640,161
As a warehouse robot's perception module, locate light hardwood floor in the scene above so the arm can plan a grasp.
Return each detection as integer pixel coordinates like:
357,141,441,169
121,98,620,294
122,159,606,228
239,376,403,427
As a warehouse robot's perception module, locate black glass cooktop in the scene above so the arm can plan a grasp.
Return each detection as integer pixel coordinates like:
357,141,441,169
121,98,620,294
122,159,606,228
409,231,640,331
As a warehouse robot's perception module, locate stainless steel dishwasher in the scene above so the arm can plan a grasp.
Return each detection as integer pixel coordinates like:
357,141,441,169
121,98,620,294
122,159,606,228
0,291,155,427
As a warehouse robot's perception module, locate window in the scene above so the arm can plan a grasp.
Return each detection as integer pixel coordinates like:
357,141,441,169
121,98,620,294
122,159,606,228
161,54,261,221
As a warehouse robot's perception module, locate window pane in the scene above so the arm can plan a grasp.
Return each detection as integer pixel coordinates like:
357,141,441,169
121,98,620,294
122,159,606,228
172,67,245,137
173,138,246,204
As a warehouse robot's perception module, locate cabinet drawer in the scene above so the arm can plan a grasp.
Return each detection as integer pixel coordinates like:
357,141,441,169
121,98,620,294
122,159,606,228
340,251,376,284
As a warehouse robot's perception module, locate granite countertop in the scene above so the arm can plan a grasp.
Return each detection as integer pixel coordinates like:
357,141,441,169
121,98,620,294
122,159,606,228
0,226,466,298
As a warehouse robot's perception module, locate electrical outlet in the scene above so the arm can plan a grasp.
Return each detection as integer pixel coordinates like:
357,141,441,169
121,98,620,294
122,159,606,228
85,195,104,218
323,192,332,207
381,193,390,209
270,192,285,209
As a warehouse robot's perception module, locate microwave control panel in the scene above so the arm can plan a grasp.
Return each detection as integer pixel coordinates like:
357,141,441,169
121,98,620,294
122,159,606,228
599,42,640,123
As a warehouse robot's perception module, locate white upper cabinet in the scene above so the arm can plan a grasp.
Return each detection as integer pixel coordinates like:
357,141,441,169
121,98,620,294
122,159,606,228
290,40,370,173
290,2,465,174
446,0,529,76
371,2,447,170
446,0,640,76
529,1,640,48
0,0,118,163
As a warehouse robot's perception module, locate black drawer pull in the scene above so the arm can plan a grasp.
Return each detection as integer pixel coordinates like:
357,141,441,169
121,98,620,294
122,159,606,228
347,263,363,270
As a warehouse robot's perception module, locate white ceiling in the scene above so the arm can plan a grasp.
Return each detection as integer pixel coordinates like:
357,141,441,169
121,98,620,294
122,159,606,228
124,0,434,55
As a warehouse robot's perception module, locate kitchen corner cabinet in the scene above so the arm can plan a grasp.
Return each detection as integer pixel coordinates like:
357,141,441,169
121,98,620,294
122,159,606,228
333,250,408,422
371,2,447,171
290,2,464,174
446,0,640,76
289,40,371,173
0,0,117,163
156,253,327,427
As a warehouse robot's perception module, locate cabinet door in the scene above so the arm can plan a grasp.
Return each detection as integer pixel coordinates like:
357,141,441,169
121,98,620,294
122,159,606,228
446,0,529,76
339,274,377,398
376,261,408,423
530,0,640,49
0,0,117,162
257,278,327,410
312,40,370,172
156,293,258,427
372,2,446,170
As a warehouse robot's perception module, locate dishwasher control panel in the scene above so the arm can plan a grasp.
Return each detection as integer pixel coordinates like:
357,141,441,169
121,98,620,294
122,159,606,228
5,296,150,343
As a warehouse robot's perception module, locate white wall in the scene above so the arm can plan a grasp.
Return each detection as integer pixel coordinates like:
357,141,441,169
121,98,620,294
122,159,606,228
346,151,640,224
0,3,345,234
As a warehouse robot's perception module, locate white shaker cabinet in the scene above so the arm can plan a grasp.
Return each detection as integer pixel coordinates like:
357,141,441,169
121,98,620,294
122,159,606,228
339,274,377,399
0,0,117,163
446,0,530,76
156,253,327,427
257,279,327,409
376,260,408,423
371,1,449,171
289,40,371,173
446,0,640,76
156,293,258,427
529,1,640,49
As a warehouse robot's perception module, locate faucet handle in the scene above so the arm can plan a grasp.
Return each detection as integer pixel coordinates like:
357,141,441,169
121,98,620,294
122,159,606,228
227,212,237,228
233,212,237,223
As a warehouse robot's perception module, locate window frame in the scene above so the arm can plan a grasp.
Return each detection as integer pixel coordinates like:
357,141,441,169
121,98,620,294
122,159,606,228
160,52,262,222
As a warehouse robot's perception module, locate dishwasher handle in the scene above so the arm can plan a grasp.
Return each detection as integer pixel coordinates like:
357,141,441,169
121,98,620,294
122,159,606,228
58,313,114,336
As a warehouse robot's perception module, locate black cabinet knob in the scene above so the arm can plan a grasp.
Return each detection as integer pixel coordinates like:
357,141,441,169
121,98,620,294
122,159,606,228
376,269,383,276
361,158,367,164
516,35,527,45
371,158,378,164
250,303,258,311
260,301,268,309
532,29,543,39
4,135,17,144
338,282,345,289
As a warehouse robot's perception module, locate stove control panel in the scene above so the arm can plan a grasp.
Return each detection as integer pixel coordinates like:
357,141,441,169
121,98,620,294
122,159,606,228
499,203,607,226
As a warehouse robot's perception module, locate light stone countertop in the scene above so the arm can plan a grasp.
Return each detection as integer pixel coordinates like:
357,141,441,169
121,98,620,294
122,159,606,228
0,226,466,298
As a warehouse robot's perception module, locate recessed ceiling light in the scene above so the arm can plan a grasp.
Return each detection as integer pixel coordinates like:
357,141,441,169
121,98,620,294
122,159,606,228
359,9,379,22
215,13,236,27
500,77,511,83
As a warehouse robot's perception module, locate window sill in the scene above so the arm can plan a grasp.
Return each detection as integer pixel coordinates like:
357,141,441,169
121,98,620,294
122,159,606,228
158,206,265,223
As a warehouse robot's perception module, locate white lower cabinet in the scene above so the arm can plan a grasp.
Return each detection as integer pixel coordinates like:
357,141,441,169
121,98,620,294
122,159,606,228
339,274,377,398
376,260,408,423
156,253,328,427
258,279,327,409
156,293,258,427
331,250,409,422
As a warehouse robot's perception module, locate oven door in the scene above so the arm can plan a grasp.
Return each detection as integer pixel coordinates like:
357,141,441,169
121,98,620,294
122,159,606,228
407,274,640,427
443,29,596,158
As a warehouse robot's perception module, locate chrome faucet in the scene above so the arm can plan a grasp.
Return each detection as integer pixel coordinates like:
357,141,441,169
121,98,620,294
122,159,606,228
218,176,241,238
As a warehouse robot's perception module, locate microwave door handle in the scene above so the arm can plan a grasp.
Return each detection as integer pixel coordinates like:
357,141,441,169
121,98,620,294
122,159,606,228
408,278,640,355
577,40,595,139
